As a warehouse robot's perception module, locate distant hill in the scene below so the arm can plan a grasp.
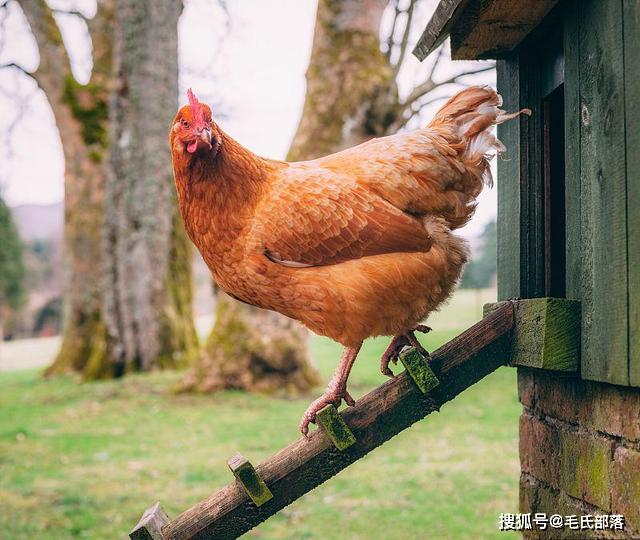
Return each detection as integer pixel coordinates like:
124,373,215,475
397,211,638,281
10,202,63,242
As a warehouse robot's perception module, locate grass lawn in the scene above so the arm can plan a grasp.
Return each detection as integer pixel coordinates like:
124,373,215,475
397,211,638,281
0,323,521,540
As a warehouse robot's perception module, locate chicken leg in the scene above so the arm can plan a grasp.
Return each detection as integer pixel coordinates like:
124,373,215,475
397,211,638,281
300,342,362,437
380,325,431,377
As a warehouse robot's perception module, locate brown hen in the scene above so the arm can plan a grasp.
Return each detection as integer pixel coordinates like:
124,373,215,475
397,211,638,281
170,87,528,435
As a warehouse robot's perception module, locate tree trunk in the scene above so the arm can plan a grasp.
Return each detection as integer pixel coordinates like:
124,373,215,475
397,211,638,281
16,0,196,378
103,0,198,376
288,0,394,161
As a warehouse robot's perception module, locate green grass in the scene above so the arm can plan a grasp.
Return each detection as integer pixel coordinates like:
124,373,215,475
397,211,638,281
0,325,520,540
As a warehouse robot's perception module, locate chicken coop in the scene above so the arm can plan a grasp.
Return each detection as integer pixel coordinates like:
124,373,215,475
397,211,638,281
416,0,640,536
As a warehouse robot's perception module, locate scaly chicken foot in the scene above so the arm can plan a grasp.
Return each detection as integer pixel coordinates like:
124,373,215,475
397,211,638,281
380,325,432,378
300,343,362,437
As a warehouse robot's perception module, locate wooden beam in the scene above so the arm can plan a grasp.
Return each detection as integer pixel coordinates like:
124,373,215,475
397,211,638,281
315,405,356,451
130,502,169,540
484,298,580,372
161,303,514,540
227,454,273,507
412,0,466,61
413,0,559,61
449,0,559,59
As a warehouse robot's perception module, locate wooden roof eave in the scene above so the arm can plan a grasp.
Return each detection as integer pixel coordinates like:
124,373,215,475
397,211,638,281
413,0,559,61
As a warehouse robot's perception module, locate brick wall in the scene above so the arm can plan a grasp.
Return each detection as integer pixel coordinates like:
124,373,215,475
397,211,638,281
518,368,640,539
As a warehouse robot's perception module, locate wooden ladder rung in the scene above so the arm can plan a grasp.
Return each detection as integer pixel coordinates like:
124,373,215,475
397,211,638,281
227,453,273,507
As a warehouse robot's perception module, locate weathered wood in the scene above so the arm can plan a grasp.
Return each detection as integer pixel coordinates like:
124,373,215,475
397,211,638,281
624,0,640,387
316,405,356,451
161,303,513,539
412,0,466,60
578,0,629,385
496,57,522,300
130,502,169,540
316,405,356,450
399,347,439,394
563,0,581,303
227,453,273,507
449,0,559,59
485,298,579,372
413,0,559,61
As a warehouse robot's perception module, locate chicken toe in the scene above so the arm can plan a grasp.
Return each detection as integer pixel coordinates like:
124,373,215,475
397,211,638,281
300,343,362,437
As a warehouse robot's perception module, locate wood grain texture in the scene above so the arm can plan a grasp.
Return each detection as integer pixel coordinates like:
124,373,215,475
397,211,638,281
563,0,581,302
412,0,466,60
578,0,629,385
130,502,169,540
624,0,640,386
496,57,522,300
485,298,580,371
161,303,514,540
450,0,559,60
227,454,273,507
399,347,439,393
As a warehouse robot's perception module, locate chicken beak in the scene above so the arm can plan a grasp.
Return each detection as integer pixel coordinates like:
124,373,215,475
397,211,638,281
200,128,212,146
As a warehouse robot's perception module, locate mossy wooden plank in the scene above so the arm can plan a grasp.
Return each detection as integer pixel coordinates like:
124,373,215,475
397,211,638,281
227,453,273,507
399,347,439,394
563,0,581,302
496,57,522,301
316,404,356,451
578,0,629,385
624,0,640,387
130,502,169,540
484,298,580,371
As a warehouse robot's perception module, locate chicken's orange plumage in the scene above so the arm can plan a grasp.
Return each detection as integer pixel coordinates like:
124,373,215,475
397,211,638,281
170,87,528,435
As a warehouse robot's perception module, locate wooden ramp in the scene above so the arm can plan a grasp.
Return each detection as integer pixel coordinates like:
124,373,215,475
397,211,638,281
131,302,514,540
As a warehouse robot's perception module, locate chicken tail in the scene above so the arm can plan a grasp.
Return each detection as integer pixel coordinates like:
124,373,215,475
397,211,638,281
429,86,531,187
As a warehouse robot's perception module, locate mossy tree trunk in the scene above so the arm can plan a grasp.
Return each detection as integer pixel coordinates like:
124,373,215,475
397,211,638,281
103,0,198,376
17,0,197,378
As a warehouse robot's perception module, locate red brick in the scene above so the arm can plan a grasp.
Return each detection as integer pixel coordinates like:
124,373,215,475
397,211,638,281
559,430,613,510
611,446,640,533
520,414,561,489
518,368,535,408
533,370,584,424
588,386,640,441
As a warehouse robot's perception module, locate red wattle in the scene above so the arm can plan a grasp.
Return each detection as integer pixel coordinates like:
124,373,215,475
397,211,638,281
187,140,198,153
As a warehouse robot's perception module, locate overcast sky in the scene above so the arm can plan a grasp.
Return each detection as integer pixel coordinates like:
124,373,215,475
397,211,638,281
0,0,497,240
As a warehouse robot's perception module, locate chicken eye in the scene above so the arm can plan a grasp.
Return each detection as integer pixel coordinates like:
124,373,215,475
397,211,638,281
181,119,189,128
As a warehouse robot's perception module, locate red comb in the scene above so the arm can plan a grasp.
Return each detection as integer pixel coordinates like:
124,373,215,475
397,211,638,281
187,88,205,126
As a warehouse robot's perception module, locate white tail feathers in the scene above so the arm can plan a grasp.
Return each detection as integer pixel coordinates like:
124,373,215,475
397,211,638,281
429,86,530,187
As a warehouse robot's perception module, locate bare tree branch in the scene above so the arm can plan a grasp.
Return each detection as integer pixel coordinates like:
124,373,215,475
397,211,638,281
403,64,494,108
52,7,86,19
392,0,416,76
0,62,39,84
385,0,401,59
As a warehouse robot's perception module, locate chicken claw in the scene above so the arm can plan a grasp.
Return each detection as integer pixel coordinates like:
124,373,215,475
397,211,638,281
380,326,432,377
300,344,362,437
299,386,355,437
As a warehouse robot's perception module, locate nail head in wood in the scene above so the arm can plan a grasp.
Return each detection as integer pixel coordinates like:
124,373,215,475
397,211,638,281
399,347,439,393
227,453,273,507
130,502,169,540
315,404,357,450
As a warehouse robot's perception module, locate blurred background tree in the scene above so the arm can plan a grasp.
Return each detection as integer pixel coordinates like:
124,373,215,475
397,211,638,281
460,220,497,289
0,194,25,341
9,0,197,378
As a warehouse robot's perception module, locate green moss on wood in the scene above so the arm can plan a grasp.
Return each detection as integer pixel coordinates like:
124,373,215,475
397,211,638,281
399,348,439,393
62,75,108,149
227,454,273,507
316,404,356,450
484,298,580,372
